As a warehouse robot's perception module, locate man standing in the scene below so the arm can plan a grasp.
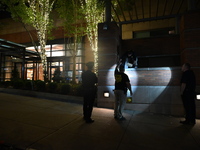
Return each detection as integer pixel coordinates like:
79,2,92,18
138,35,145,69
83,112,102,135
114,61,132,120
82,62,98,123
180,63,196,125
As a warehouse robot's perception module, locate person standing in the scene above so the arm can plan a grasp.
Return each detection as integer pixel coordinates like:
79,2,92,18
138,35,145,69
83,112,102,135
180,63,196,125
114,61,132,120
81,62,98,123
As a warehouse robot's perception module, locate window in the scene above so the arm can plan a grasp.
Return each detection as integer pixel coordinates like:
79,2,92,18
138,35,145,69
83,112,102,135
133,27,175,39
52,50,65,57
51,44,65,57
26,39,84,82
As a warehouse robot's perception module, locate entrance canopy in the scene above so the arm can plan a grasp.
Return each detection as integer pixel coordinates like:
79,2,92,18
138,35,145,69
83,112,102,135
0,39,39,60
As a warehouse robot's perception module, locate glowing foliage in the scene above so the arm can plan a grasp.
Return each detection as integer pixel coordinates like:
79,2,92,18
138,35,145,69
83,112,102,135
2,0,55,81
56,0,86,83
26,0,55,80
79,0,104,74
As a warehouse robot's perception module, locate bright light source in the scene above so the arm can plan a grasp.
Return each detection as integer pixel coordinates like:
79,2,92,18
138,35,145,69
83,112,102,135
103,91,110,98
196,94,200,100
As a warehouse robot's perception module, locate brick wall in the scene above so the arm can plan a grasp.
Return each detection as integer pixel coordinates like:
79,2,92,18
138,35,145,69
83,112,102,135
98,67,182,87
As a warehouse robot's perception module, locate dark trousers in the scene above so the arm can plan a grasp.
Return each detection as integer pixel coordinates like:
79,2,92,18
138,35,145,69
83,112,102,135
83,89,96,120
181,93,196,123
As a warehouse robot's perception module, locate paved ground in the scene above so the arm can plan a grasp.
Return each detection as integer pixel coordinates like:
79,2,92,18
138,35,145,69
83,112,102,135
0,92,200,150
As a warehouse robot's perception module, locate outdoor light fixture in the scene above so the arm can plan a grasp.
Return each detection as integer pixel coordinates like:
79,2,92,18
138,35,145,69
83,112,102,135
196,93,200,100
103,23,108,30
103,91,110,98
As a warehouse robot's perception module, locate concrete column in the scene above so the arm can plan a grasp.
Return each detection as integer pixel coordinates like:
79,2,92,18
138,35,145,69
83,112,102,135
180,10,200,67
97,22,120,108
180,10,200,87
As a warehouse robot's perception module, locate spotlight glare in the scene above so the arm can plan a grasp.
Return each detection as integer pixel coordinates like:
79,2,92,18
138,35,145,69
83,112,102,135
196,94,200,100
103,91,110,98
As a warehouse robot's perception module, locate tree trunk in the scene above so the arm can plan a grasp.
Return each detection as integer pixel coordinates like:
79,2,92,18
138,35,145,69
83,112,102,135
72,37,77,84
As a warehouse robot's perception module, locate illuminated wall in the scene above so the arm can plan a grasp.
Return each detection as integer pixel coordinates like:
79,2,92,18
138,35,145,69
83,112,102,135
97,11,200,118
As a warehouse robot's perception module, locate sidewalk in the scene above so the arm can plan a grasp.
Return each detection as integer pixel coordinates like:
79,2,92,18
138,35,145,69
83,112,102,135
0,92,200,150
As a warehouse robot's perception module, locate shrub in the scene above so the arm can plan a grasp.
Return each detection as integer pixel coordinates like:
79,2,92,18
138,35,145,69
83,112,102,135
35,80,46,92
13,79,24,89
60,83,71,95
47,82,57,93
1,79,83,97
24,80,33,90
0,81,12,88
70,83,83,96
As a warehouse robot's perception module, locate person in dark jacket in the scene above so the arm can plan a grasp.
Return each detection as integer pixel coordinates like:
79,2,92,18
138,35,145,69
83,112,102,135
114,61,132,120
180,63,196,125
81,62,98,123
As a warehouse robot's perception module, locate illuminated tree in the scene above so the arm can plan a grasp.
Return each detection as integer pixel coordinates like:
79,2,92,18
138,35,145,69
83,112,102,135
56,0,86,83
2,0,55,81
25,0,55,81
79,0,105,74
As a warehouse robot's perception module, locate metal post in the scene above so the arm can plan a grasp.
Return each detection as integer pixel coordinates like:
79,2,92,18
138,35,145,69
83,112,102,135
105,0,111,23
188,0,196,11
22,48,25,80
